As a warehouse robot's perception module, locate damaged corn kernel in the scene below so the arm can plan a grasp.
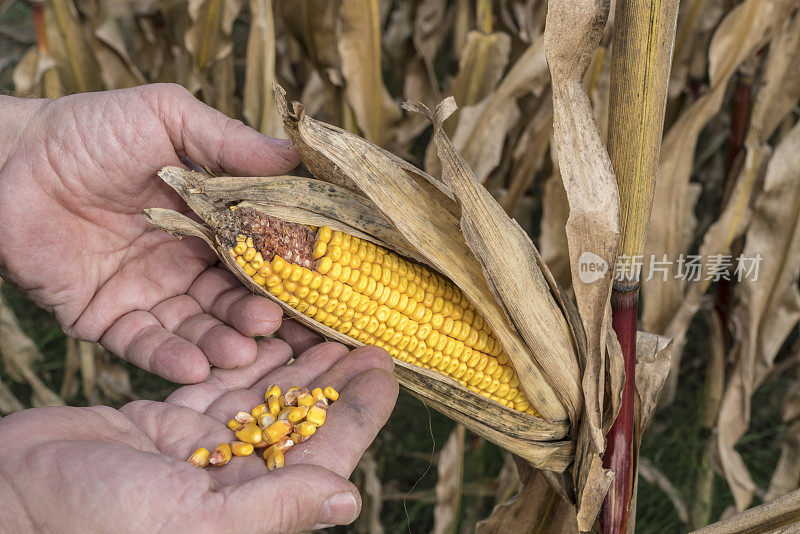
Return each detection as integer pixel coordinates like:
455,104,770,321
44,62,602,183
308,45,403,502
187,447,210,468
209,443,232,466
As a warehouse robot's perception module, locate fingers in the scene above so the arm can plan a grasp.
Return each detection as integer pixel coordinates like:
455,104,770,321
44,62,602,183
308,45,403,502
166,337,293,412
151,294,257,369
212,465,361,532
252,341,352,392
276,318,324,356
188,268,282,337
145,83,300,176
286,348,397,478
100,310,211,383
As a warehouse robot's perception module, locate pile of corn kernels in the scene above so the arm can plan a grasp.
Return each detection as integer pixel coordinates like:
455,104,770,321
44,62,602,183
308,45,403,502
187,384,338,470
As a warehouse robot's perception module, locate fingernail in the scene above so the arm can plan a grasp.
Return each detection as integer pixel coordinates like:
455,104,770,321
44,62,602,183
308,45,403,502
320,492,359,525
268,136,294,148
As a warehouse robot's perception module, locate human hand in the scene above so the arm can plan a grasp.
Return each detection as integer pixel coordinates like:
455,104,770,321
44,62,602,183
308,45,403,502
0,85,301,383
0,340,398,533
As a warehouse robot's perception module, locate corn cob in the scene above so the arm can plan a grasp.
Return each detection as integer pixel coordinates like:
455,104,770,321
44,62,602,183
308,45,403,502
222,207,535,415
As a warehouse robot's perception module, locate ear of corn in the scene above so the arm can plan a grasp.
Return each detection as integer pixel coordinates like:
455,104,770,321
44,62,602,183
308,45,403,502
151,167,574,471
223,207,536,416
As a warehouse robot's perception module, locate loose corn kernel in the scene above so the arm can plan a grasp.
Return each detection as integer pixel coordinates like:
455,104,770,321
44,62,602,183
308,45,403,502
265,384,281,400
296,421,317,437
231,441,255,456
291,432,309,444
187,447,210,467
265,436,295,455
268,396,281,418
227,418,242,431
235,422,263,445
306,406,327,427
258,413,276,429
311,387,327,404
287,406,309,423
266,450,285,470
264,420,293,444
296,392,315,407
209,443,232,466
251,403,268,418
284,386,305,406
234,411,255,425
323,386,339,401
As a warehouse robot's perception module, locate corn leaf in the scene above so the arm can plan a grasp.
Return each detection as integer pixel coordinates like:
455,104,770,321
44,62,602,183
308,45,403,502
715,120,800,511
338,0,401,146
545,0,625,526
243,0,284,137
448,29,511,132
424,36,550,184
185,0,242,71
432,426,465,534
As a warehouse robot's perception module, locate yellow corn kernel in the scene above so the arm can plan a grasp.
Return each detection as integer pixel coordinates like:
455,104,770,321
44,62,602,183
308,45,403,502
209,443,232,466
268,396,281,418
234,411,255,425
265,384,281,399
265,384,281,400
296,421,317,437
296,392,315,407
187,447,210,468
251,403,268,418
287,406,309,423
257,413,276,429
291,432,309,444
311,387,326,404
235,423,263,445
232,224,537,416
231,441,255,457
227,418,241,431
306,406,327,427
264,420,293,444
266,450,285,470
265,436,295,455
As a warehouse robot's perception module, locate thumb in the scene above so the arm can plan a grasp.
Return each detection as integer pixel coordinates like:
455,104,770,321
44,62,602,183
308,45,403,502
142,83,300,176
213,465,362,532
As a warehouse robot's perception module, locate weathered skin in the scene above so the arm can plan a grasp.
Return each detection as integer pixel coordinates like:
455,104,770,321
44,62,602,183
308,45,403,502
0,85,398,533
0,84,299,383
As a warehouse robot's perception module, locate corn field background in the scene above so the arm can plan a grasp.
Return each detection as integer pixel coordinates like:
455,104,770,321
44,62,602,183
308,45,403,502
1,0,799,532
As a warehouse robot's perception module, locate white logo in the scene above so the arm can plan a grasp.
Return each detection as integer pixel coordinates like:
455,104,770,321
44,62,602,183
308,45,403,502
577,251,608,283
